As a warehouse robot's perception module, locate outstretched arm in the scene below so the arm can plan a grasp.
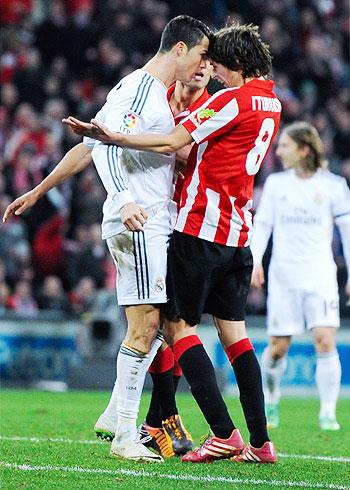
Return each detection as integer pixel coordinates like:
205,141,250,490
62,116,192,154
3,142,92,223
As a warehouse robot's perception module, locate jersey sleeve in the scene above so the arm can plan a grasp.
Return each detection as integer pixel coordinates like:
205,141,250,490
250,221,272,265
253,176,276,228
181,89,240,144
333,177,350,224
250,177,275,264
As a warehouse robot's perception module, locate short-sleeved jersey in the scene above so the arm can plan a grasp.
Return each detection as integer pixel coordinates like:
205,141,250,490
177,79,281,247
166,83,211,207
84,69,175,239
254,168,350,286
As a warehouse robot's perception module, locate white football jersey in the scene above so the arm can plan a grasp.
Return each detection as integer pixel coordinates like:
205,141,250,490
84,69,175,239
252,168,350,287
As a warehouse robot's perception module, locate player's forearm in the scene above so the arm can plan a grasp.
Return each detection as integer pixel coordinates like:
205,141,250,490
35,143,92,198
112,125,192,154
250,220,272,264
114,133,178,154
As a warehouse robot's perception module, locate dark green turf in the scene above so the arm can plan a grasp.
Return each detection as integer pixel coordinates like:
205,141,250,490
1,390,349,489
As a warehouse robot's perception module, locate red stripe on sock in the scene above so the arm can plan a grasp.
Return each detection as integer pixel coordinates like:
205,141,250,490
148,346,174,374
225,338,254,365
173,360,183,377
173,335,202,362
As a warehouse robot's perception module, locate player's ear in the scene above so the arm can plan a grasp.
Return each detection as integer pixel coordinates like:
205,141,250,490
300,144,310,159
175,41,188,57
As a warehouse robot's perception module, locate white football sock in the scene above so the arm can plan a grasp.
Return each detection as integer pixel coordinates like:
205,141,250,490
316,350,341,420
102,331,163,436
261,346,287,405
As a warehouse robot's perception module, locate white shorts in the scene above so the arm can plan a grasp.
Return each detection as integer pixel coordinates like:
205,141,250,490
267,275,340,336
107,207,171,306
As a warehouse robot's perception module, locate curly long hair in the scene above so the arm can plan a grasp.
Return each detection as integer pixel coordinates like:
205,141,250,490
208,22,272,78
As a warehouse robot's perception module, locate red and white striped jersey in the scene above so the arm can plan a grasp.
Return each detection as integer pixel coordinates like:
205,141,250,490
177,79,281,247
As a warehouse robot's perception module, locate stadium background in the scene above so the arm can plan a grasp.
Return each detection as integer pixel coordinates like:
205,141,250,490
0,0,349,393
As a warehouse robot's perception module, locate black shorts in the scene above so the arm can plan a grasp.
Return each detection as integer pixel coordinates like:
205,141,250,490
163,230,253,326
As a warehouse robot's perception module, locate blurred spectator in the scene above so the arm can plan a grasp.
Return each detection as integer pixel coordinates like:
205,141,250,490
69,168,105,227
42,99,68,143
1,84,19,117
0,194,31,287
4,103,47,172
34,2,68,65
6,279,38,317
0,282,11,314
0,1,33,26
32,214,66,278
37,275,71,314
13,48,45,110
65,223,107,289
69,276,96,316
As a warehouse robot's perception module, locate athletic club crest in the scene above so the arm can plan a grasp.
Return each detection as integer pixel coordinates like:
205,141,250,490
193,107,216,126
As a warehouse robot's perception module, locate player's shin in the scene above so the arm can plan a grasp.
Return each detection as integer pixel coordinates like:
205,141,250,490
173,335,235,438
261,346,287,406
173,335,244,463
316,350,341,429
147,346,177,426
114,332,163,439
225,338,269,448
95,331,163,441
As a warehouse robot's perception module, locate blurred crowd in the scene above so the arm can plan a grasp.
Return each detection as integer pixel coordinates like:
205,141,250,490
0,0,349,318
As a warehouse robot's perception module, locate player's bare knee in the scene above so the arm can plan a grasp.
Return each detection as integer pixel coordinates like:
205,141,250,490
163,319,195,346
312,327,336,353
270,336,290,359
125,305,160,352
124,328,157,353
214,318,246,347
314,335,336,353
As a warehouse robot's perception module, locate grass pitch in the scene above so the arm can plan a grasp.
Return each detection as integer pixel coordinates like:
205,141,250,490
0,390,349,489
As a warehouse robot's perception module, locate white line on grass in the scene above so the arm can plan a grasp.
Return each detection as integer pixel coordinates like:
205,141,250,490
278,453,350,464
1,435,349,464
1,462,349,490
0,436,101,445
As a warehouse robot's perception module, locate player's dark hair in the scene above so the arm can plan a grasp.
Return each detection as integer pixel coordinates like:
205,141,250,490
283,121,328,171
158,15,212,53
208,22,272,78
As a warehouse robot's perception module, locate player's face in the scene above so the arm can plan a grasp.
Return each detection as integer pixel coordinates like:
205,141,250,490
211,61,242,87
177,36,209,83
276,132,301,169
185,59,213,89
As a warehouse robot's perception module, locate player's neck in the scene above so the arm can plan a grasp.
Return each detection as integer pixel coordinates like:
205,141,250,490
172,83,205,113
142,54,176,89
234,76,263,87
294,167,316,179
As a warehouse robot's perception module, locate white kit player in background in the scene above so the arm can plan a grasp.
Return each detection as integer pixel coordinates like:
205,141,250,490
3,15,212,462
250,121,350,431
